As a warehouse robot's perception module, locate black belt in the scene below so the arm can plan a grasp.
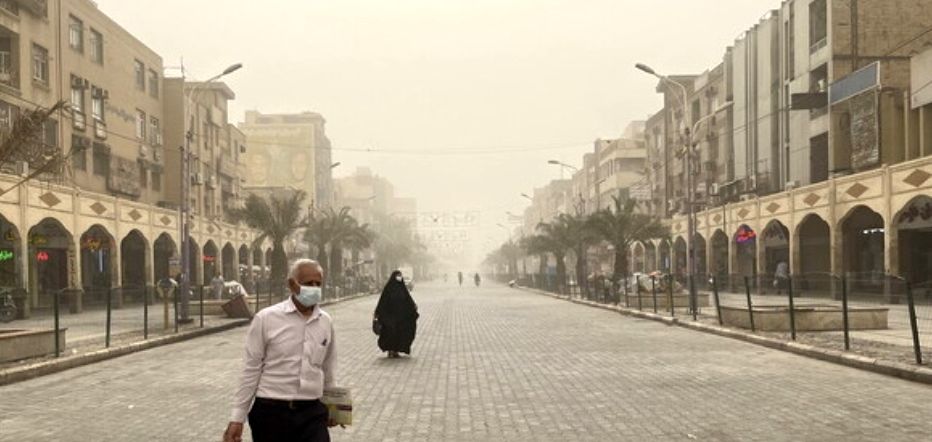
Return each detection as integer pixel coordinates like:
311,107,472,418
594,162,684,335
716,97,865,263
254,397,322,410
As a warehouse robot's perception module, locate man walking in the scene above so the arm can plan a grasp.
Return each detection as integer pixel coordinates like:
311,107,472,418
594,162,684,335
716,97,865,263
223,259,338,442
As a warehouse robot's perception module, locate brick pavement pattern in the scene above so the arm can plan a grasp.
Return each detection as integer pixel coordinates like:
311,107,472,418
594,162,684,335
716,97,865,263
1,282,931,441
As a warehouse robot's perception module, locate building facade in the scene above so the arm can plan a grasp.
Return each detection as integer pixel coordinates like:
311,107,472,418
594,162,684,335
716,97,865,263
239,110,333,209
0,0,264,316
629,0,932,294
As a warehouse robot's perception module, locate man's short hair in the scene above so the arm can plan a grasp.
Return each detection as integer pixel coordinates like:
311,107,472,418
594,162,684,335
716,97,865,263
289,259,324,280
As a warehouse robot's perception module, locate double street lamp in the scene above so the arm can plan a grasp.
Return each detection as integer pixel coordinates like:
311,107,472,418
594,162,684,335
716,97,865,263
635,62,732,318
178,62,243,323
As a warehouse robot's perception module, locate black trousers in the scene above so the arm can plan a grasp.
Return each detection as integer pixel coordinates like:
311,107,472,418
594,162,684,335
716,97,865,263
248,398,330,442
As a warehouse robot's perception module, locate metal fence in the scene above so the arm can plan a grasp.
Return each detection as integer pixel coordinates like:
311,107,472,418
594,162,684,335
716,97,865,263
0,276,371,366
519,271,930,367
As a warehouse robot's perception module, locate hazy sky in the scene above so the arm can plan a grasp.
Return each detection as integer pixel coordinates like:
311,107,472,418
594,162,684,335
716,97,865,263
97,0,773,257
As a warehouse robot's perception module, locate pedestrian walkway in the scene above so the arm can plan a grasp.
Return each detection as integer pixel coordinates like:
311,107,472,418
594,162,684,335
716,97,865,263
1,282,931,441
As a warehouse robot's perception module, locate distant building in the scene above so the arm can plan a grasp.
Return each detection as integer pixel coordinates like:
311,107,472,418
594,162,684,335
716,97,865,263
238,110,333,209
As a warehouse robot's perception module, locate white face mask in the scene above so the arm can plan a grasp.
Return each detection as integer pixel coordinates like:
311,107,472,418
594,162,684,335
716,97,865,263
295,285,322,307
395,275,403,282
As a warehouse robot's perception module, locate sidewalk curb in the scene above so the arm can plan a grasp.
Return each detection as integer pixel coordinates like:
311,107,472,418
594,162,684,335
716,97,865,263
521,287,932,385
0,292,376,387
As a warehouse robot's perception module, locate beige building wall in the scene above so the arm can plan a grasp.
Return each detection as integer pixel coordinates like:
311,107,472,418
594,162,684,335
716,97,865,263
1,0,166,205
239,110,333,209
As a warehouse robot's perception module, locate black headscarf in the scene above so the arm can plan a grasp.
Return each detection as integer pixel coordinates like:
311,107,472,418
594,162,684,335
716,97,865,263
374,270,418,353
375,271,417,323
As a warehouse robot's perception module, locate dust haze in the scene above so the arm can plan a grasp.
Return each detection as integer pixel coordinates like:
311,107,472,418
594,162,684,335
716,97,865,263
95,0,772,266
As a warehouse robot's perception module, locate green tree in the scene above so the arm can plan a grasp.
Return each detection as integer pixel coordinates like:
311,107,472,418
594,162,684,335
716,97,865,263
232,190,308,291
587,196,668,287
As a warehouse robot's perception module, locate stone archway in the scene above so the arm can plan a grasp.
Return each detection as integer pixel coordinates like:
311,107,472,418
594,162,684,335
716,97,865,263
694,233,707,285
658,240,671,274
761,220,790,281
796,214,831,293
222,243,236,281
633,243,645,273
841,206,885,292
80,225,117,306
187,237,201,287
733,224,757,285
203,240,219,285
28,218,74,309
153,233,177,281
120,230,149,304
710,230,729,284
895,195,932,286
644,242,656,273
673,237,687,282
0,214,21,287
238,244,251,287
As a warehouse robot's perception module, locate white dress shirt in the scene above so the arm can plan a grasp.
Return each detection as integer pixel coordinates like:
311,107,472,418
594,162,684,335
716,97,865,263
230,299,337,423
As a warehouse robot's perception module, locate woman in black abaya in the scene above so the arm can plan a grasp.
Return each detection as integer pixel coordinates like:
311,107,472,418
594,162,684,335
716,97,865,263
374,270,419,358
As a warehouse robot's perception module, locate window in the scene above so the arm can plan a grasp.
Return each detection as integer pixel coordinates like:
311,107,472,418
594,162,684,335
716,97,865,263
71,135,86,171
0,101,19,129
70,77,85,113
149,116,160,146
91,88,104,121
89,29,103,64
151,170,161,191
134,60,144,90
92,148,109,177
809,0,827,51
148,69,159,98
43,119,57,148
139,163,148,188
69,16,83,52
31,44,48,84
135,109,146,139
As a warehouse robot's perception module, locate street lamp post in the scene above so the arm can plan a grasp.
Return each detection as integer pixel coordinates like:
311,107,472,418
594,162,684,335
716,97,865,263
178,62,242,324
635,62,694,313
636,62,733,318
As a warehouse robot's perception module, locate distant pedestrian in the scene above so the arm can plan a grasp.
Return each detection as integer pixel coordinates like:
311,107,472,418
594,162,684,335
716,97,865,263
224,259,338,442
457,272,464,286
774,260,789,295
474,273,481,287
212,274,225,300
374,270,418,358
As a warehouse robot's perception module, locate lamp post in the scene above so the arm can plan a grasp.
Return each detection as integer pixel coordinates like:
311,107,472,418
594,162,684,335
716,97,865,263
635,62,693,313
178,62,242,324
637,62,733,316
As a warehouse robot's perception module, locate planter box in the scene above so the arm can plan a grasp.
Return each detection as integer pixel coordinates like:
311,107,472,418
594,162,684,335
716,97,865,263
0,329,67,363
720,304,889,332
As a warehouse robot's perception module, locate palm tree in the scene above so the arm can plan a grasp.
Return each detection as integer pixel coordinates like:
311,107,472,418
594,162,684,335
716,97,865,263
233,190,308,291
342,222,375,275
587,196,668,288
325,208,370,280
559,213,599,294
498,239,523,280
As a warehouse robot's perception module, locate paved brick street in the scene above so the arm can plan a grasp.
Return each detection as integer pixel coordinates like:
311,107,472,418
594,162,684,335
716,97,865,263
1,282,931,441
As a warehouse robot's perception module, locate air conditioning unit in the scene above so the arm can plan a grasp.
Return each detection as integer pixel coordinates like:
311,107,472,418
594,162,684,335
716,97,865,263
193,173,204,185
138,144,148,159
709,183,720,196
785,180,799,190
153,133,163,146
207,175,217,189
70,76,85,89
